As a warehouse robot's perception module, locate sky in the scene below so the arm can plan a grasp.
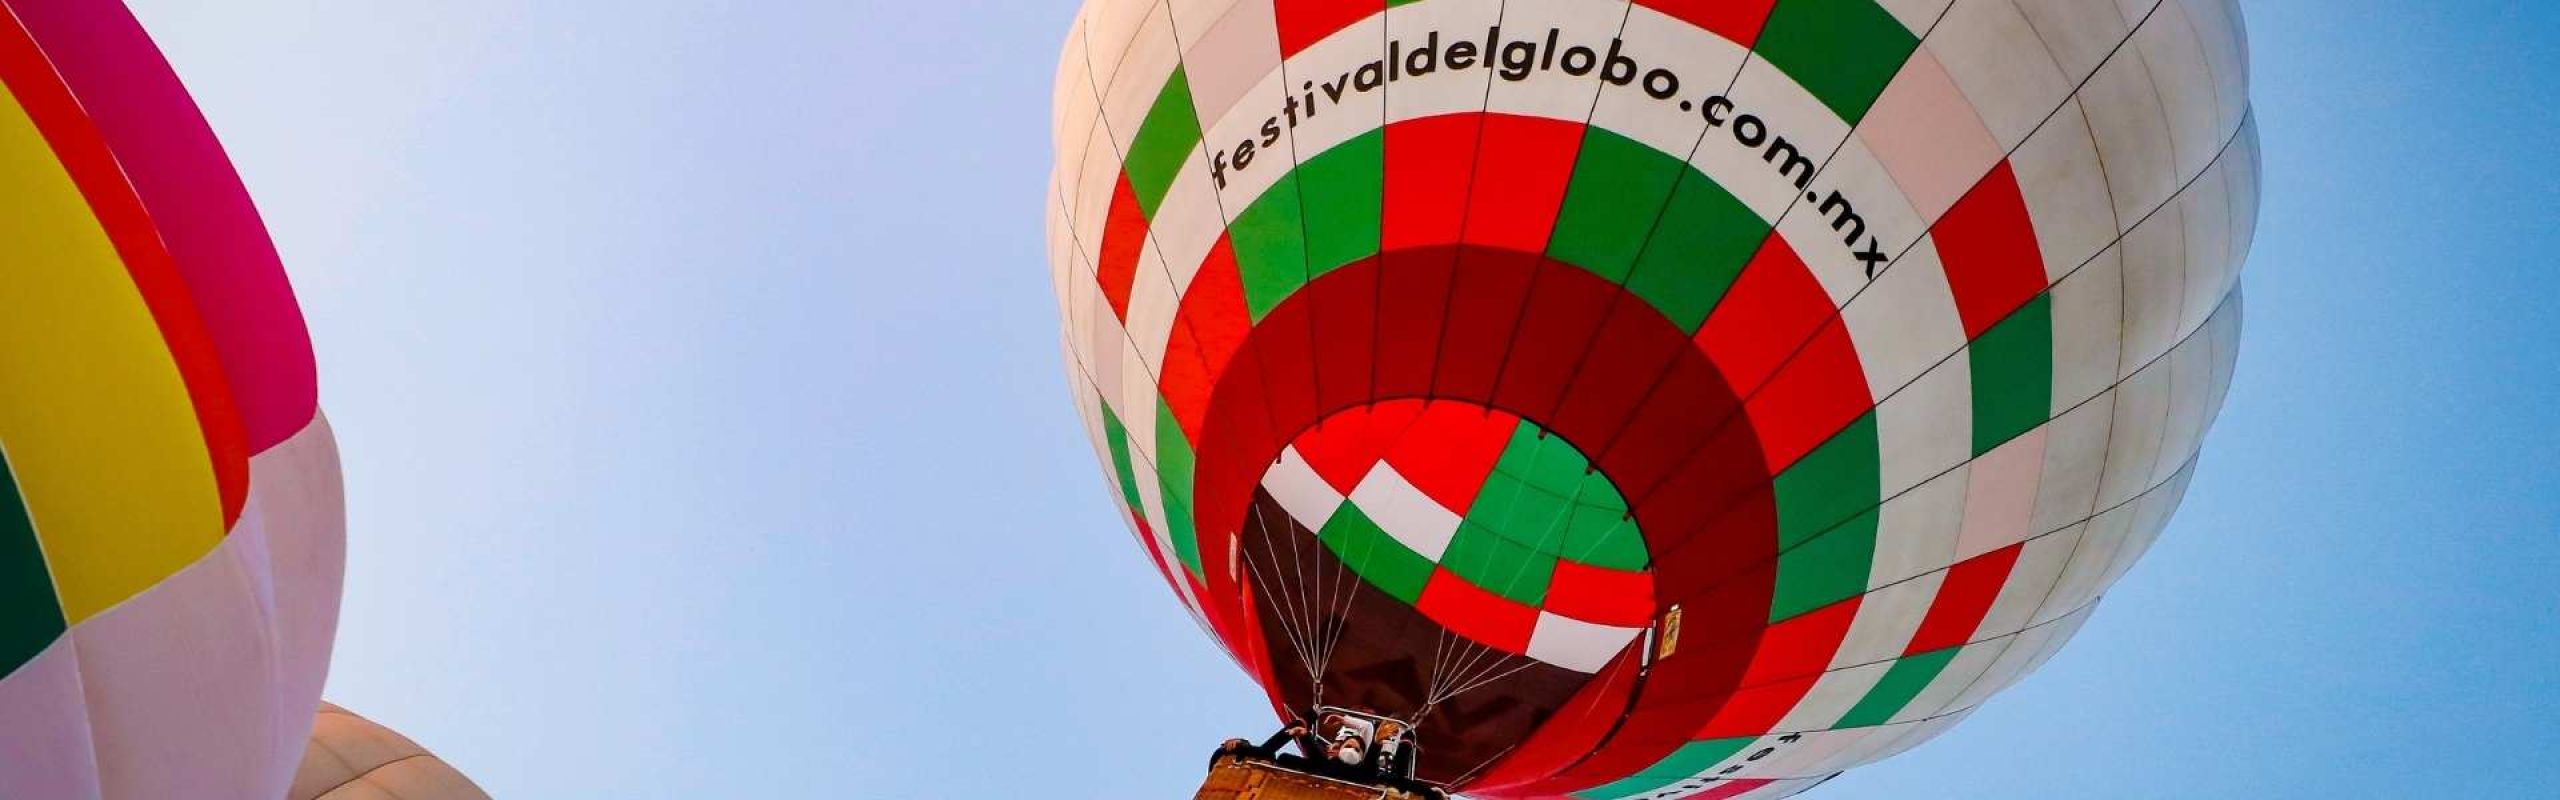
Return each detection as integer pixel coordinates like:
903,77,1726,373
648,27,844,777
122,1,2559,797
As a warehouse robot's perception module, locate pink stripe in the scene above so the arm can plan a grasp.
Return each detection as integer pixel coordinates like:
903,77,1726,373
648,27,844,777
6,0,317,450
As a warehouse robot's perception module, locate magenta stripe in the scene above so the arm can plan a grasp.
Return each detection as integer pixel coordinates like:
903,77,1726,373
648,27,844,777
5,0,316,450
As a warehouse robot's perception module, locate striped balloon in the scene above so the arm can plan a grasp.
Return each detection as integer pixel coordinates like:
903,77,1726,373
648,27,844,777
1049,0,2256,797
0,2,342,798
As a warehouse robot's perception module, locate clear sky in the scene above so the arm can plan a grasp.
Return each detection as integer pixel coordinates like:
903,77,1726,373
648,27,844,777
125,1,2556,797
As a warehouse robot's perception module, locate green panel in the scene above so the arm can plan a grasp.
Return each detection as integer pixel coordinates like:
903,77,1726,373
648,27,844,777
1476,475,1575,552
1099,400,1145,513
1770,508,1877,621
1231,176,1308,320
1773,413,1881,549
1754,0,1923,121
1550,127,1685,281
1499,426,1594,497
1297,129,1385,276
1624,173,1766,332
1562,502,1648,570
0,449,67,675
1319,505,1435,603
1969,293,2055,456
1835,647,1961,728
1155,402,1205,577
1571,737,1757,799
1125,67,1203,219
1439,522,1556,605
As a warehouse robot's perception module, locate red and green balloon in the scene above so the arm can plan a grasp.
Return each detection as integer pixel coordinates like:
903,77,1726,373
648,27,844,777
1049,1,2257,797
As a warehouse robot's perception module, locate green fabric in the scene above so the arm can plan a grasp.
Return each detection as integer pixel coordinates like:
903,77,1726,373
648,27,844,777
1549,128,1765,332
1770,508,1877,621
0,447,66,676
1440,522,1557,605
1625,170,1765,332
1572,736,1758,799
1835,647,1962,728
1099,399,1145,514
1754,0,1923,121
1551,128,1686,281
1773,413,1880,549
1232,131,1385,319
1319,504,1434,603
1155,401,1204,577
1124,68,1201,219
1969,293,2055,456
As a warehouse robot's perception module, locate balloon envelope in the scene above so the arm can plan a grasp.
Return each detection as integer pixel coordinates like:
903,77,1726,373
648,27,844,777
290,703,492,800
1049,1,2256,796
0,1,340,797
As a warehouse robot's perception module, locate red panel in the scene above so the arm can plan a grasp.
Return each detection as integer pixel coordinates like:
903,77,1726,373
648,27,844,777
1384,115,1481,251
1490,258,1620,421
1547,561,1656,628
1160,237,1252,440
1096,173,1148,321
1698,237,1828,392
1461,115,1584,253
1696,674,1821,739
1594,357,1744,501
1372,246,1458,399
1738,596,1861,686
1546,300,1698,460
1743,320,1872,473
1382,401,1517,512
1247,291,1323,447
1700,779,1778,799
1638,0,1780,46
1308,258,1382,422
1934,162,2049,339
1431,247,1544,401
1904,543,2025,655
1418,568,1539,654
1275,0,1382,58
1291,397,1425,494
1651,484,1779,594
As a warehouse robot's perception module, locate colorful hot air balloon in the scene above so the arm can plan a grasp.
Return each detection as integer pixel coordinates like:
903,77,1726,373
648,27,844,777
1049,1,2256,797
0,1,342,798
290,703,493,800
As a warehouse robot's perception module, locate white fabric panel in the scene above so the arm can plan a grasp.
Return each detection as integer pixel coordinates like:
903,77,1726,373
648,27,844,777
0,639,105,800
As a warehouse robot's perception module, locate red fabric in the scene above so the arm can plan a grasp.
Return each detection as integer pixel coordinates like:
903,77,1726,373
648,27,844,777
1546,561,1656,628
1905,543,2025,655
1095,173,1148,321
1638,0,1781,47
1743,319,1872,473
1418,569,1539,654
1693,597,1862,738
1290,399,1426,494
1461,115,1584,253
1383,401,1519,513
1933,162,2049,339
1698,237,1828,391
1160,237,1251,441
1275,0,1383,58
1383,114,1481,251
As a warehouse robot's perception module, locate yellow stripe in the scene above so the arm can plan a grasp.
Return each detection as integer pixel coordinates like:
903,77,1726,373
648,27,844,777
0,82,222,622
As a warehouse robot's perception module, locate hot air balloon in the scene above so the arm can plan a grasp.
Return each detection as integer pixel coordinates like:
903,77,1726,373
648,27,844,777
1049,1,2255,797
290,703,493,800
0,1,342,798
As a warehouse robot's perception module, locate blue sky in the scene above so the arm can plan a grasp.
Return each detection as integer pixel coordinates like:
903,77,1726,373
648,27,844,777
128,1,2557,797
